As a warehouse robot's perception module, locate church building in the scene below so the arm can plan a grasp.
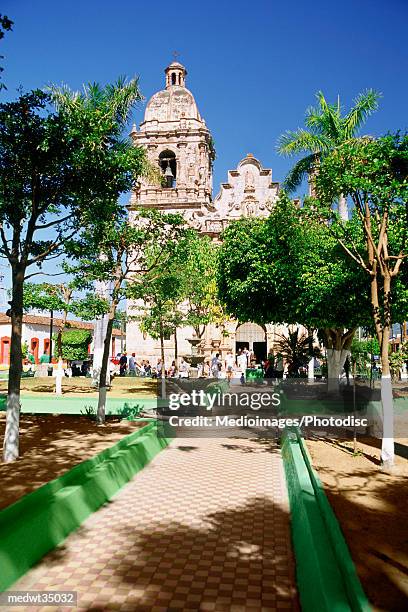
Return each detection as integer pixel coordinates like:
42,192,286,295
126,61,284,364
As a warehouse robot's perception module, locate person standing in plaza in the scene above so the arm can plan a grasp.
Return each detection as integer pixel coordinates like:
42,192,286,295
179,358,189,378
237,349,247,375
225,350,235,383
264,352,275,379
128,353,136,376
156,358,163,378
168,360,178,377
211,353,221,378
119,352,128,376
144,360,151,377
275,353,284,379
344,355,351,386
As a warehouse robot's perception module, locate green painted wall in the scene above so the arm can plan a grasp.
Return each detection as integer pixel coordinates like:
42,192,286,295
0,422,170,592
282,429,371,612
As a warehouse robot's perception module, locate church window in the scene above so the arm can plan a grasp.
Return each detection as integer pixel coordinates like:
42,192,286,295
171,73,177,85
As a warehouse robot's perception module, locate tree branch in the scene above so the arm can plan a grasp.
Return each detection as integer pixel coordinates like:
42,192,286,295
34,214,73,231
24,270,67,280
25,229,77,267
0,224,12,261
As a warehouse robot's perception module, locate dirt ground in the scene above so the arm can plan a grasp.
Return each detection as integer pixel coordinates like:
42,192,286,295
0,414,149,510
307,436,408,611
0,376,157,398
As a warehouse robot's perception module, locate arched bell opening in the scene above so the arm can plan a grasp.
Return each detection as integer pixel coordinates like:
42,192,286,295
159,150,177,188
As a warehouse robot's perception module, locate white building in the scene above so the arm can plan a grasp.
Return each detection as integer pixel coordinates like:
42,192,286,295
0,313,124,365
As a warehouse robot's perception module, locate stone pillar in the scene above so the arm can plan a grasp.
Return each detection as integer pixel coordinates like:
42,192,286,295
177,142,187,185
266,324,275,355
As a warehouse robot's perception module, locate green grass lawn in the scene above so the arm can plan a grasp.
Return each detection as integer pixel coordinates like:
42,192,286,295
0,376,158,414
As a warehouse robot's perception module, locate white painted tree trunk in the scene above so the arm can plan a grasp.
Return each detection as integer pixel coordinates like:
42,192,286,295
308,357,314,381
97,386,107,424
3,393,21,462
326,349,348,393
338,194,348,221
54,359,64,395
92,313,110,386
380,374,394,468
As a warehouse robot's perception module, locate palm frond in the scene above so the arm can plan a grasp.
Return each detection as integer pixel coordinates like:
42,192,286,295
305,105,325,133
277,129,331,156
315,91,343,140
50,78,142,127
343,89,381,138
316,91,331,115
105,77,143,126
283,153,317,193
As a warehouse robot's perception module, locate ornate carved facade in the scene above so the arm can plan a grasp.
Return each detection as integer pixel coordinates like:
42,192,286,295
126,62,283,363
129,61,213,214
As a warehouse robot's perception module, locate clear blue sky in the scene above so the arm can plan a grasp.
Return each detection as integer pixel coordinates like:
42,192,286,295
2,0,407,196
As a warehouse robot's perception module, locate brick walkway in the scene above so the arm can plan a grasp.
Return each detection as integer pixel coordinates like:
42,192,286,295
10,437,298,611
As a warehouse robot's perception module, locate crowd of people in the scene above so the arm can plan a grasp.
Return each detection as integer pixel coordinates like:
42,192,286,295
112,348,283,380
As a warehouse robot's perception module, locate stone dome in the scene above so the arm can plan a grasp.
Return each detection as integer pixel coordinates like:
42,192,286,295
143,61,202,124
144,86,201,123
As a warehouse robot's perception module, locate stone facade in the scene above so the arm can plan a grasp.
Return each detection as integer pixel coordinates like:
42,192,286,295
126,62,283,365
128,61,213,215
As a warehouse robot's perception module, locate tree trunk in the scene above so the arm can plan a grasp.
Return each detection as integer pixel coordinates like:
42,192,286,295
326,348,349,393
324,328,355,393
3,266,25,462
97,315,115,425
159,318,166,399
379,274,394,467
160,330,165,379
307,329,314,380
174,327,178,364
308,357,314,381
55,326,63,396
55,309,69,395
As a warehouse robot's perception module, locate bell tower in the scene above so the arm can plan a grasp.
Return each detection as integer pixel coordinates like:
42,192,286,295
129,61,214,216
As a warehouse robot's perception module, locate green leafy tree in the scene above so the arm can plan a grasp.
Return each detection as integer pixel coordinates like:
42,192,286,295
68,209,186,423
388,343,408,382
314,133,408,467
127,227,192,375
136,281,184,376
23,282,109,360
0,79,145,462
0,14,13,91
23,282,73,360
57,329,92,361
178,232,228,339
130,230,228,371
217,192,371,389
277,89,380,218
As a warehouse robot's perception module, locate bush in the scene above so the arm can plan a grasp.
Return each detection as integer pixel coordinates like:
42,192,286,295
55,329,92,361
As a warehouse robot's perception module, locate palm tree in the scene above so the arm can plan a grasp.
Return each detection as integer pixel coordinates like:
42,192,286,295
277,90,380,219
274,327,311,377
51,77,143,131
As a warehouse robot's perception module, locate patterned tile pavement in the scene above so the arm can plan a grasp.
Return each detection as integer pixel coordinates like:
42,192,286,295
8,437,299,611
